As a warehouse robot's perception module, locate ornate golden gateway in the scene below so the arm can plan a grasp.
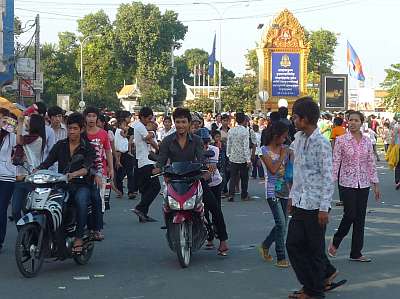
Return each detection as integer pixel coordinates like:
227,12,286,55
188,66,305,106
256,9,310,111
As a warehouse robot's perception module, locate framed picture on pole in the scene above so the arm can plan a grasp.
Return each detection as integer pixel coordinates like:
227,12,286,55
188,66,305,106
320,74,348,110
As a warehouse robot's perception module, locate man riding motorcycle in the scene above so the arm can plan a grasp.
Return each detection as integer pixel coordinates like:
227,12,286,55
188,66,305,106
37,112,97,254
154,108,229,256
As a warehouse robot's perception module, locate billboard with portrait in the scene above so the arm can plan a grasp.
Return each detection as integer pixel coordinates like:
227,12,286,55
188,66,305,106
271,52,300,97
320,74,348,110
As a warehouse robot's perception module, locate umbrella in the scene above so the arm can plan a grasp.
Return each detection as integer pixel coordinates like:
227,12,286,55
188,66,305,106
0,97,23,117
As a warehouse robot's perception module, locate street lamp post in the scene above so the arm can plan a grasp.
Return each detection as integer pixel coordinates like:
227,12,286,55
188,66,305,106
194,2,249,113
80,34,101,107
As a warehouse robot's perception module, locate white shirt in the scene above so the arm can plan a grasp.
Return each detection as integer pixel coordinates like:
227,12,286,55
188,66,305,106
114,128,129,153
133,121,154,168
206,145,222,187
226,125,251,163
289,129,333,212
157,127,175,141
0,133,16,182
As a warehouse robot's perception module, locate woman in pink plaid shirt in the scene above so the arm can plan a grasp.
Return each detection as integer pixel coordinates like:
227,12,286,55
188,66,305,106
329,111,381,262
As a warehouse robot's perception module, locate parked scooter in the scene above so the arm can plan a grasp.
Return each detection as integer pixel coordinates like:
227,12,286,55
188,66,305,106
14,156,94,277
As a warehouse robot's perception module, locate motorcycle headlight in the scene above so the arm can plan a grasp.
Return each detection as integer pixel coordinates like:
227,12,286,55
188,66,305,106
168,196,181,210
183,195,196,210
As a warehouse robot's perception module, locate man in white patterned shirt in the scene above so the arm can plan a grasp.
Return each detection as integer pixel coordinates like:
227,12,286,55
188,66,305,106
226,112,251,201
287,97,339,299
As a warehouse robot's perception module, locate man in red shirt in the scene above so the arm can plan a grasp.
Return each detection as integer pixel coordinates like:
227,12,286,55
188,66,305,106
84,107,114,241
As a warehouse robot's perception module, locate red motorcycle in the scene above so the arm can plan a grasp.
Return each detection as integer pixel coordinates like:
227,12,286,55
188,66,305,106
153,161,209,268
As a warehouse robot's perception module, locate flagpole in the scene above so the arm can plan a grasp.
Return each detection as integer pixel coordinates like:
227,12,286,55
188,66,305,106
194,65,197,98
208,74,210,98
218,21,222,113
198,64,201,98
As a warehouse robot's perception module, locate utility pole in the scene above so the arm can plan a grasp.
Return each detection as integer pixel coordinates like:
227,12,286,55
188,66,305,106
170,44,174,111
34,14,40,102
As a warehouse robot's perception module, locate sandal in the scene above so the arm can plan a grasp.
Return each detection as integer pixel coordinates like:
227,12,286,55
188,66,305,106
324,280,347,291
93,231,104,241
205,242,215,250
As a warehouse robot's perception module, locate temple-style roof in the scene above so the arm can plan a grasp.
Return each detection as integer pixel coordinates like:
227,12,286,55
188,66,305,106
116,83,141,100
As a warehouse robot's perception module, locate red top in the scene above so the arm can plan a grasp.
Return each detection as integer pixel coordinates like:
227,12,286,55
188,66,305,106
86,129,111,176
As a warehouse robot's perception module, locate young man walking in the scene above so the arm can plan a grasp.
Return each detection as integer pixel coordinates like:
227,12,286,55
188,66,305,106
84,107,113,241
132,107,161,223
287,97,339,299
226,112,251,201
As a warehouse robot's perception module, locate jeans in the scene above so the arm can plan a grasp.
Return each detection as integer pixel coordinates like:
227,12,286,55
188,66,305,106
286,208,327,298
0,181,14,246
333,186,369,259
229,162,249,198
90,185,103,231
251,156,264,178
115,152,136,194
12,181,33,223
70,186,91,238
135,165,161,215
262,197,288,260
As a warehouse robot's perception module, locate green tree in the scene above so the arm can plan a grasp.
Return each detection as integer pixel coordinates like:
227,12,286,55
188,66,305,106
245,48,258,76
184,97,214,112
307,29,338,75
222,75,256,113
381,64,400,112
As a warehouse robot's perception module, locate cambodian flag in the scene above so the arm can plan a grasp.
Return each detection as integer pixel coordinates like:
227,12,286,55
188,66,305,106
208,34,216,77
347,41,365,81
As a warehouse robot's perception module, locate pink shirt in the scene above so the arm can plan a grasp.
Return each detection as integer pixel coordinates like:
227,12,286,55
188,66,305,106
333,132,379,188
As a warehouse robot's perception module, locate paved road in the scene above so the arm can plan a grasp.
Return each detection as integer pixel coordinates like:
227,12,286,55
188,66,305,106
1,161,399,299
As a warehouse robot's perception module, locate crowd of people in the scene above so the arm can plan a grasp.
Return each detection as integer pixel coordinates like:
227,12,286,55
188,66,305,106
1,97,399,298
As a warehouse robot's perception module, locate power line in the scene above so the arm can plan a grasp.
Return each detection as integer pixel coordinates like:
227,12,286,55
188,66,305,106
14,0,362,23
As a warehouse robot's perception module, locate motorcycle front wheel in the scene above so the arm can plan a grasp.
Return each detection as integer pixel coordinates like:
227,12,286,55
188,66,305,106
15,223,45,278
172,222,191,268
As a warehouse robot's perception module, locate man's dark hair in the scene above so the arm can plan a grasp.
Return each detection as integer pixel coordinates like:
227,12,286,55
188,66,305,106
278,106,288,119
235,112,246,124
83,106,100,118
333,117,344,126
349,111,365,123
163,116,172,122
36,101,47,116
67,112,85,128
115,110,131,120
221,114,229,121
269,111,280,124
292,96,320,125
172,107,191,122
206,110,213,115
47,106,63,118
139,107,153,119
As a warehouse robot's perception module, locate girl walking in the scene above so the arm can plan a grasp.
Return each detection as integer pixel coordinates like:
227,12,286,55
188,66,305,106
259,121,291,268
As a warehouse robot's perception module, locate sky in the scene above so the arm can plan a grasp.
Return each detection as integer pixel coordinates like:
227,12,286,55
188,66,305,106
14,0,400,86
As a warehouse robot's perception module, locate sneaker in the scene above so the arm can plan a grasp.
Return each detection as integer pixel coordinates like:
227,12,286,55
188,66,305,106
275,259,290,268
258,246,273,262
349,256,372,262
132,208,147,222
328,243,337,257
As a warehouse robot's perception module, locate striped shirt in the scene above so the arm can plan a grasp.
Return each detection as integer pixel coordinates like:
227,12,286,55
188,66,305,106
52,124,67,143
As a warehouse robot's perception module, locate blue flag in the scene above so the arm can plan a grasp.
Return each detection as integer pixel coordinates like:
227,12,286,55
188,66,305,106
208,34,216,77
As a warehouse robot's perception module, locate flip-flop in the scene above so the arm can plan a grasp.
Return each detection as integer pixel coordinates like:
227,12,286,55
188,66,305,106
217,249,229,256
324,280,347,291
205,243,215,250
